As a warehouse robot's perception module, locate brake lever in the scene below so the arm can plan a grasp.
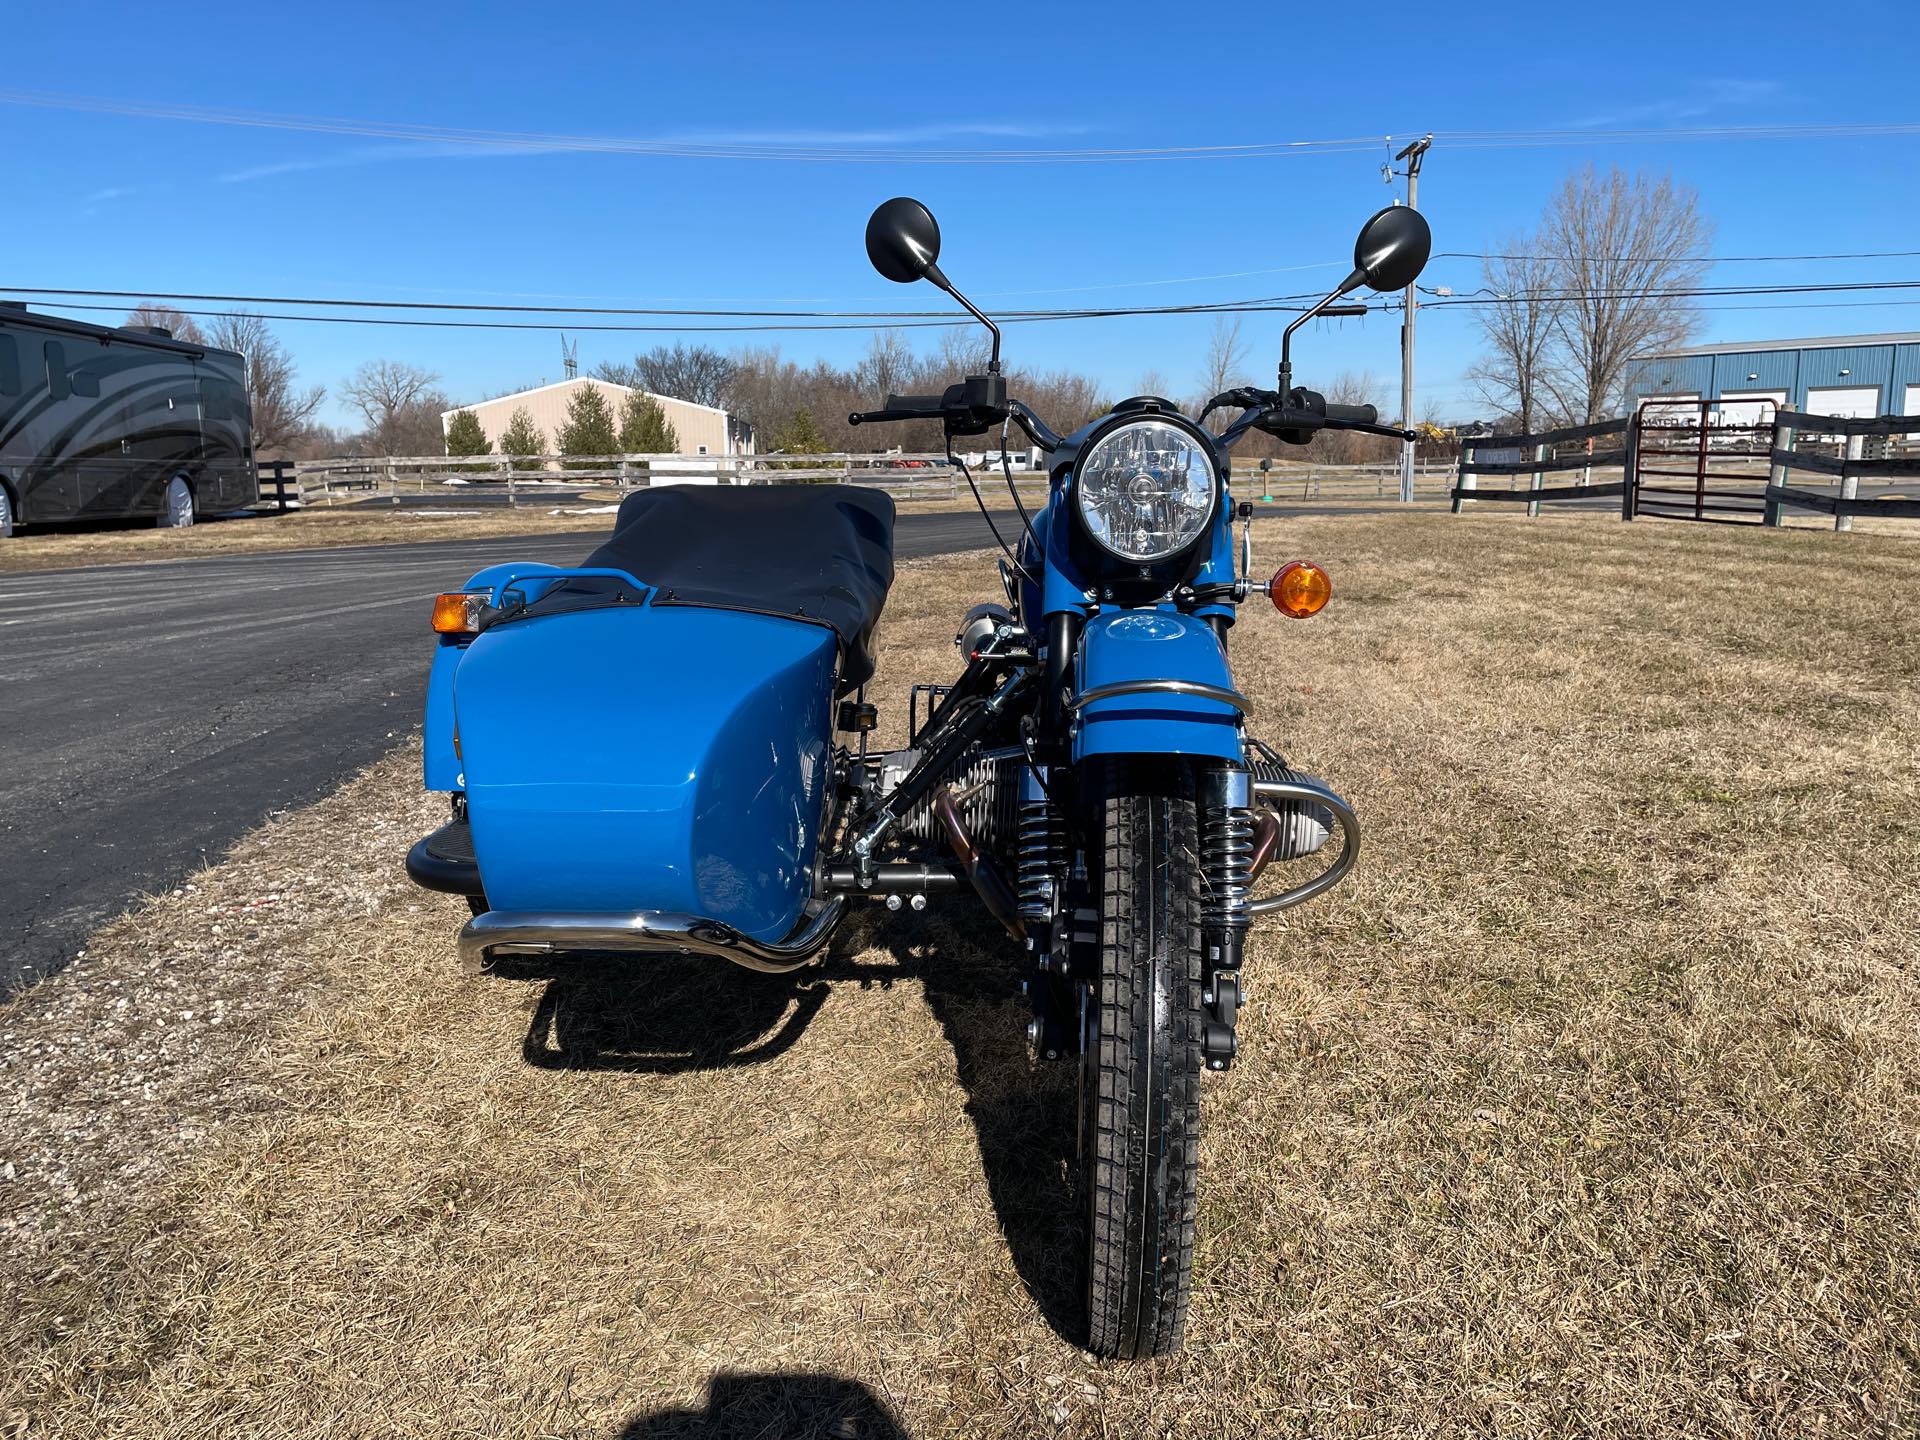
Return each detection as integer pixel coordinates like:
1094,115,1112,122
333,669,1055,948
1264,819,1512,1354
1321,417,1419,441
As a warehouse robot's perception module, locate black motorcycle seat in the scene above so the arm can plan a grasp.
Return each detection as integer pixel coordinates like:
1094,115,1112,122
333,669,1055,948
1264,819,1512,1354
582,483,896,691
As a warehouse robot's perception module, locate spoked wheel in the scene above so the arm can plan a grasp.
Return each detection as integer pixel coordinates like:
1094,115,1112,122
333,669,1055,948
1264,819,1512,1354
1079,789,1204,1359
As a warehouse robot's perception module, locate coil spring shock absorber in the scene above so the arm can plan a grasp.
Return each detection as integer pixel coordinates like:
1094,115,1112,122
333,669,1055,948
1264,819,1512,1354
1015,765,1062,933
1199,765,1254,1070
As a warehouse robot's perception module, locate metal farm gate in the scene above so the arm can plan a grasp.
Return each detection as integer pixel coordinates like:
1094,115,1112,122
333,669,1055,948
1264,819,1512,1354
1629,397,1776,525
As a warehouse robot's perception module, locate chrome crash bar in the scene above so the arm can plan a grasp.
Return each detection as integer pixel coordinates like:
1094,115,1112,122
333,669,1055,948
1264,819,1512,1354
1249,778,1360,915
459,895,846,975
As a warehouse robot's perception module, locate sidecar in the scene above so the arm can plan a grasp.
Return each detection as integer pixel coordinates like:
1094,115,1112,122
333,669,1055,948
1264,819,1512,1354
406,485,894,969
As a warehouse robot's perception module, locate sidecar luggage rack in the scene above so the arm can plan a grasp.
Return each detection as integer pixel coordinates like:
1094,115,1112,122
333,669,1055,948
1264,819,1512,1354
909,683,953,743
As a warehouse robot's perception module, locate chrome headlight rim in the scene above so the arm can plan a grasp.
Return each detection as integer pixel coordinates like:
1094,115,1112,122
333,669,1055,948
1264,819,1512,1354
1070,411,1222,566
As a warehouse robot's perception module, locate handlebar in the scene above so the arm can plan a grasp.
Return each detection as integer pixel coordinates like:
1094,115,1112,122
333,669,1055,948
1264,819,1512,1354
1324,401,1378,425
846,377,1063,449
849,393,950,425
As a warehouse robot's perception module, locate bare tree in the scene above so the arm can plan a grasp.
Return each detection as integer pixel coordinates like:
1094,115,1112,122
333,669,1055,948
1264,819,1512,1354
855,330,918,402
342,360,446,454
933,327,992,378
595,343,738,408
1466,232,1561,436
124,303,204,345
1313,371,1394,464
1543,166,1711,422
201,311,326,456
1195,317,1252,430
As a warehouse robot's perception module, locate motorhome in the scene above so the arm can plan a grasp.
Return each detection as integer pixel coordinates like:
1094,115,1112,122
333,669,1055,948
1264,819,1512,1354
0,305,255,536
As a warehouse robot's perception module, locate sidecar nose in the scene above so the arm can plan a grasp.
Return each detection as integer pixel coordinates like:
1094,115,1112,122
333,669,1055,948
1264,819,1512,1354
452,603,839,944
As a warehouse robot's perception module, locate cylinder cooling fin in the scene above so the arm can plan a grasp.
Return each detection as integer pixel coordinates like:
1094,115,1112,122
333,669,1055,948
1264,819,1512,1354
1249,750,1335,862
894,744,1023,854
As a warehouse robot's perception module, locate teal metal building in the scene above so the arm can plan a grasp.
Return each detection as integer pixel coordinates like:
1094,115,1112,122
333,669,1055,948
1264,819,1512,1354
1630,332,1920,423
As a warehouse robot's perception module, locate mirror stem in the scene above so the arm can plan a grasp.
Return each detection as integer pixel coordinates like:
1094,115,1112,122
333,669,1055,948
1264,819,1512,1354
927,263,1002,373
1277,267,1364,396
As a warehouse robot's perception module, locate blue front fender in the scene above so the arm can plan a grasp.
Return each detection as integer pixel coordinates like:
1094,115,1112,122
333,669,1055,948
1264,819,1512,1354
1073,611,1244,762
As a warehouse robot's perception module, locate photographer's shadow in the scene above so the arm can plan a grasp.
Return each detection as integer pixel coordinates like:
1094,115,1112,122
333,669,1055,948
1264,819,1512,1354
615,1370,907,1438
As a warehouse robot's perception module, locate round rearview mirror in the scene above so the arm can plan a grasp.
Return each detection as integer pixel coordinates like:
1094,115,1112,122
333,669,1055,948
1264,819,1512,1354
1352,205,1432,293
866,197,942,285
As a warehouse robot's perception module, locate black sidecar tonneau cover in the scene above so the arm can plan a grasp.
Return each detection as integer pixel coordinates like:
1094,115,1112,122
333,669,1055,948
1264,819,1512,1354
583,483,896,689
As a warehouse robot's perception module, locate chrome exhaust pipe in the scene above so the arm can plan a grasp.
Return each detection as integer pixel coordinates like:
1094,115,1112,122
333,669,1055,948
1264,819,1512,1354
932,784,1026,940
459,895,846,975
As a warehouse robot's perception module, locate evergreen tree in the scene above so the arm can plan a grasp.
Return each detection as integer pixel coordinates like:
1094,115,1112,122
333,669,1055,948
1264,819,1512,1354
499,406,546,473
556,384,619,469
771,405,827,473
619,391,680,453
443,409,491,455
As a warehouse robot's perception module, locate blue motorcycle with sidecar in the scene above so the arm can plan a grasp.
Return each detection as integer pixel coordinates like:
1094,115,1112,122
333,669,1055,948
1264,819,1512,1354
406,196,1432,1358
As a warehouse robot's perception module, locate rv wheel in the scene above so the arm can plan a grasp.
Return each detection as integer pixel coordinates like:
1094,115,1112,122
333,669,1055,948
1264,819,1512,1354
158,476,195,529
0,484,13,539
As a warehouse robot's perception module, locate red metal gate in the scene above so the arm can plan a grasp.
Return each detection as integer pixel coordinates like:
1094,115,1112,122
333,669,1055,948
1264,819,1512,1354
1631,398,1776,524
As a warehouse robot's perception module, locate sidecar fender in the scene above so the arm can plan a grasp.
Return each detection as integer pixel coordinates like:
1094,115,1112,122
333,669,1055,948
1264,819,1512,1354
454,603,838,942
1074,611,1243,762
424,563,569,793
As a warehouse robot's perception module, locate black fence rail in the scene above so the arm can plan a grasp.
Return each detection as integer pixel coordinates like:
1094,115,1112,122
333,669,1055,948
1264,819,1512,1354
1450,416,1632,517
1766,411,1920,531
256,459,299,513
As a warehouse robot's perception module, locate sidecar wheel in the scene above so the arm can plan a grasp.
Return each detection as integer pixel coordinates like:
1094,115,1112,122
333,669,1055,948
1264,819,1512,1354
1082,790,1203,1359
466,893,489,918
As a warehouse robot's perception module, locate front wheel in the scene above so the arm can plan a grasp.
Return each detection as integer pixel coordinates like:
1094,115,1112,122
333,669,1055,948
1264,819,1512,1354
1081,789,1204,1358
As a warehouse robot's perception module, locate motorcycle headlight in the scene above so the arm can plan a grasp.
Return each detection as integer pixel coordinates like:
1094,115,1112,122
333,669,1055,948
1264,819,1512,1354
1074,419,1218,563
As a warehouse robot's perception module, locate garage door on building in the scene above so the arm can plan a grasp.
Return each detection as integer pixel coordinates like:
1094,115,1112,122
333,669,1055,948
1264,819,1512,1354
1805,385,1882,420
1717,390,1787,427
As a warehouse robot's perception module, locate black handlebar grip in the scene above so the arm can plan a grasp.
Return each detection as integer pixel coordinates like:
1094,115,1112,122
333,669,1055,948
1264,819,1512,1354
1323,402,1378,424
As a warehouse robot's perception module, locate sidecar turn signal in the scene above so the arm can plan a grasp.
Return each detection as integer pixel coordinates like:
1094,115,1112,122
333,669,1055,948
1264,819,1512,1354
431,591,488,635
1270,562,1332,619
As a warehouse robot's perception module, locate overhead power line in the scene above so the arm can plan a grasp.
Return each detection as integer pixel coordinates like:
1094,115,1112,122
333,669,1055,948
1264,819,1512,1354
1437,248,1920,264
5,89,1920,163
1420,279,1920,305
13,275,1920,322
0,283,1341,321
29,298,1384,334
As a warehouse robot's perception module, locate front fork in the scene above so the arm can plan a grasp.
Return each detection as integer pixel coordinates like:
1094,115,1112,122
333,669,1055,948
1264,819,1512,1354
1196,764,1254,1072
1019,758,1255,1073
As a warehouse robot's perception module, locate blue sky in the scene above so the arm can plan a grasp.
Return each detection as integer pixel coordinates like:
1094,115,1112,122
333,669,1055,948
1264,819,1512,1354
5,0,1918,430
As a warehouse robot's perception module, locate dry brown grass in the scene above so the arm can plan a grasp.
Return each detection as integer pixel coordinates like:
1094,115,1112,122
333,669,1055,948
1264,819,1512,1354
0,505,620,574
3,515,1917,1438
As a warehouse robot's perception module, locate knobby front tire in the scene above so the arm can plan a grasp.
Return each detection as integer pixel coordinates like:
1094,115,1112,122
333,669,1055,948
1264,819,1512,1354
1083,790,1203,1359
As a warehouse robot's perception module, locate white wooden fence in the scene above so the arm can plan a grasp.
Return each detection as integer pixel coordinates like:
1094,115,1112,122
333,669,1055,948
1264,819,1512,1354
286,451,1051,507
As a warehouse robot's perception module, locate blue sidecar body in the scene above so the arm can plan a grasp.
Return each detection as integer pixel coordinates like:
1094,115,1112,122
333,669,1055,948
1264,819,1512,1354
415,485,894,946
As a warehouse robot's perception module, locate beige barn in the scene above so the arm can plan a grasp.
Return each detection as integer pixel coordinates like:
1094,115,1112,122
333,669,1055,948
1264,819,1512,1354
441,378,752,457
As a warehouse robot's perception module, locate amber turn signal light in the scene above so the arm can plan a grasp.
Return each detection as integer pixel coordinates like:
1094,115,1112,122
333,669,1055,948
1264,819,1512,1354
1270,561,1332,619
431,592,487,635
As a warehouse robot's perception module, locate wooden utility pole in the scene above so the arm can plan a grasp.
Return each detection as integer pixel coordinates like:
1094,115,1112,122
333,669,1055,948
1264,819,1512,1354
1394,135,1432,504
